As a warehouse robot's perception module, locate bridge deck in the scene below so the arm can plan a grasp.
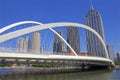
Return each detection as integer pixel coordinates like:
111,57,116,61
0,52,112,62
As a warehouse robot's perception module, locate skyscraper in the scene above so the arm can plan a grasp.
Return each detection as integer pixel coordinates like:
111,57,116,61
85,2,106,57
67,26,80,53
17,37,24,52
17,37,29,52
117,53,120,62
23,37,29,52
32,31,40,53
107,45,114,61
53,30,64,53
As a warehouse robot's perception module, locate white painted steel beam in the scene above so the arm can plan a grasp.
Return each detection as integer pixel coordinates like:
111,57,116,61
0,52,112,63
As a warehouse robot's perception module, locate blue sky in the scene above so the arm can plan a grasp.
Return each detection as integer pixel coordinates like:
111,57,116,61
0,0,120,54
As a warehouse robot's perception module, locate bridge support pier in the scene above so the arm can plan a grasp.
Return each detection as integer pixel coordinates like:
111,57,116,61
88,65,113,70
82,63,85,71
107,66,113,70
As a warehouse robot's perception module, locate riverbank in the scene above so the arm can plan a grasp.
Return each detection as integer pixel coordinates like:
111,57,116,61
0,67,82,75
114,65,120,69
1,66,120,76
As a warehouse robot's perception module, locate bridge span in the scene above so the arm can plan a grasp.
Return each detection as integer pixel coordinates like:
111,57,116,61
0,21,115,69
0,51,113,67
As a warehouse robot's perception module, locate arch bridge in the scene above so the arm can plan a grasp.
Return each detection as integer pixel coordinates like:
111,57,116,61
0,21,114,69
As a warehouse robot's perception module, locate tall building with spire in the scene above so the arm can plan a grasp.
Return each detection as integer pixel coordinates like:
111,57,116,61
53,30,64,53
32,31,40,53
67,26,80,53
85,1,106,57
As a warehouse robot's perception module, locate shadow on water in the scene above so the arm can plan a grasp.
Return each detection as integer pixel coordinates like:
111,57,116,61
0,70,120,80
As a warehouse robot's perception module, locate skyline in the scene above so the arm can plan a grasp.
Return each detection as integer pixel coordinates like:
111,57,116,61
0,0,120,54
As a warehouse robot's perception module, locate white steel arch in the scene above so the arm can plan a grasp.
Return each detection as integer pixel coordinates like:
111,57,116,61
0,22,109,58
0,21,43,34
0,21,78,56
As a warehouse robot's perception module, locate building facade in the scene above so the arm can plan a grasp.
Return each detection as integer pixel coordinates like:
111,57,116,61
32,31,40,53
53,30,64,53
17,37,29,52
23,37,29,52
107,45,114,61
85,3,106,57
67,26,80,53
117,53,120,62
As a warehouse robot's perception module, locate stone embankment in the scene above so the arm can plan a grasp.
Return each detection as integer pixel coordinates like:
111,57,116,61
114,65,120,69
0,67,81,75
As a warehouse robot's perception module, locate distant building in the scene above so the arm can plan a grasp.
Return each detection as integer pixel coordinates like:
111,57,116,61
117,53,120,62
107,45,114,61
40,45,44,53
85,2,106,57
23,37,29,52
32,31,40,53
67,26,80,54
53,30,64,53
17,37,29,52
77,52,88,56
17,38,24,52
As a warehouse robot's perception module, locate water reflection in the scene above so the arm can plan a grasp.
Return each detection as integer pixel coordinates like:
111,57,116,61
1,70,120,80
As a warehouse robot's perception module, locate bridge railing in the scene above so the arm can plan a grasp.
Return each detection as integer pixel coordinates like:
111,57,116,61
0,47,110,59
0,47,74,56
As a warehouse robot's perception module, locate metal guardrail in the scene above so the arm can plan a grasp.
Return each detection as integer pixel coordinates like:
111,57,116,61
0,47,109,58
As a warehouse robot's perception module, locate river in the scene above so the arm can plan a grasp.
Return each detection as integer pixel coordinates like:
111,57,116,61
0,69,120,80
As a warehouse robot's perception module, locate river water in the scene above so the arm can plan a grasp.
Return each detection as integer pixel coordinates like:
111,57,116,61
0,69,120,80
